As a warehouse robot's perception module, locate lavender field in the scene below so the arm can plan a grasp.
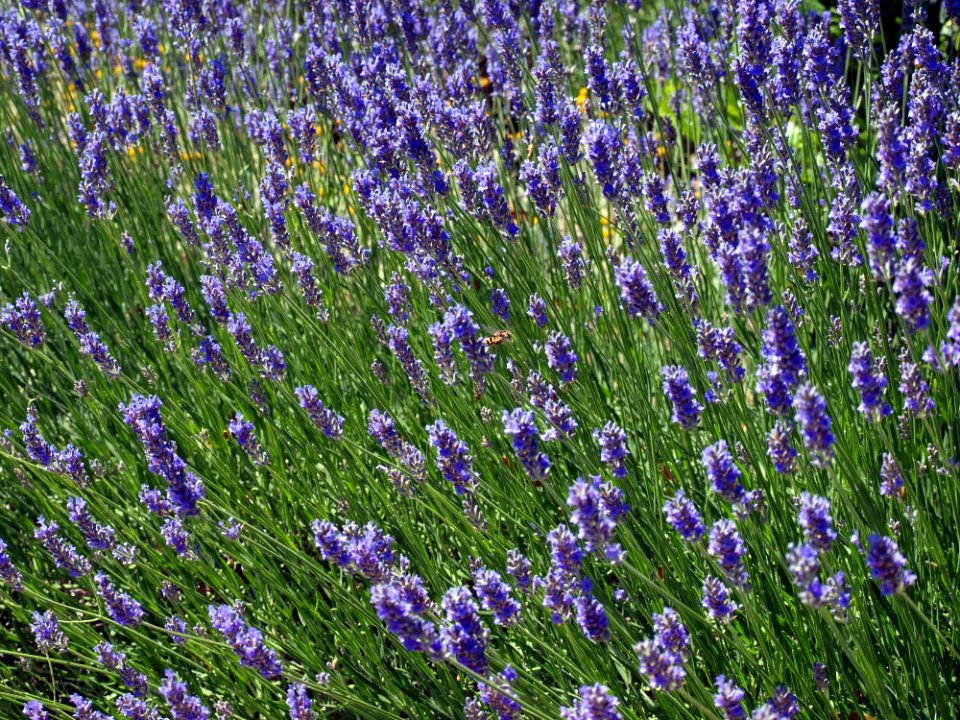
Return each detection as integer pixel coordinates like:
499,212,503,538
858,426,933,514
1,0,959,717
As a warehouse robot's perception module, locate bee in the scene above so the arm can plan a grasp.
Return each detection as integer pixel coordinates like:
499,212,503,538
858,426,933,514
483,330,513,347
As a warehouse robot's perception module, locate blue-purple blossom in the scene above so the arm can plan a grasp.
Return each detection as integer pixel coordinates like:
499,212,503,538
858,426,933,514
34,517,91,577
229,413,268,465
31,610,68,652
159,670,210,720
441,586,489,675
473,566,522,627
703,440,745,505
427,419,477,496
286,683,314,720
880,453,903,498
94,572,144,627
714,676,746,720
560,683,622,720
567,477,624,563
663,490,706,542
528,294,547,327
0,538,23,591
708,519,749,589
491,288,510,321
792,384,835,468
2,292,45,346
702,575,740,623
295,386,344,439
634,608,688,692
661,366,702,429
615,257,662,323
594,422,628,478
866,535,916,595
209,604,283,679
502,409,550,482
119,395,203,516
22,701,48,720
545,332,578,382
848,343,891,421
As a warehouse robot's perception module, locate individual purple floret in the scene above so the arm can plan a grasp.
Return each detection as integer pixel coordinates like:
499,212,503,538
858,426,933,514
703,575,740,623
708,519,749,589
370,576,443,658
159,670,210,720
866,534,916,595
663,490,706,542
70,694,110,720
506,550,533,593
290,253,329,322
542,524,583,623
848,342,891,421
427,419,477,496
161,518,193,558
387,325,432,404
115,693,160,720
0,176,31,227
95,642,148,696
765,421,797,474
63,299,121,378
528,294,547,327
797,493,837,552
558,238,585,291
813,662,829,692
229,413,268,466
594,422,628,478
615,257,662,323
444,305,495,391
560,683,622,720
490,288,510,321
475,665,521,719
2,292,46,346
475,162,519,237
94,572,144,627
880,453,903,498
473,566,522,627
165,616,188,644
120,395,203,516
545,332,578,382
31,610,68,652
209,604,283,679
785,543,849,618
22,700,48,720
567,478,624,563
0,538,23,591
898,349,935,418
574,586,611,642
661,366,702,429
634,611,687,692
286,682,314,720
756,306,807,415
703,440,745,505
792,383,835,468
585,121,620,198
67,496,115,551
441,586,489,675
893,257,932,332
295,385,344,439
713,675,746,720
34,517,91,577
312,520,395,582
502,409,550,482
653,607,690,661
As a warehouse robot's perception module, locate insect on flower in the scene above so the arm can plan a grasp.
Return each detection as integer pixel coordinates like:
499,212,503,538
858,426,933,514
483,330,513,347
